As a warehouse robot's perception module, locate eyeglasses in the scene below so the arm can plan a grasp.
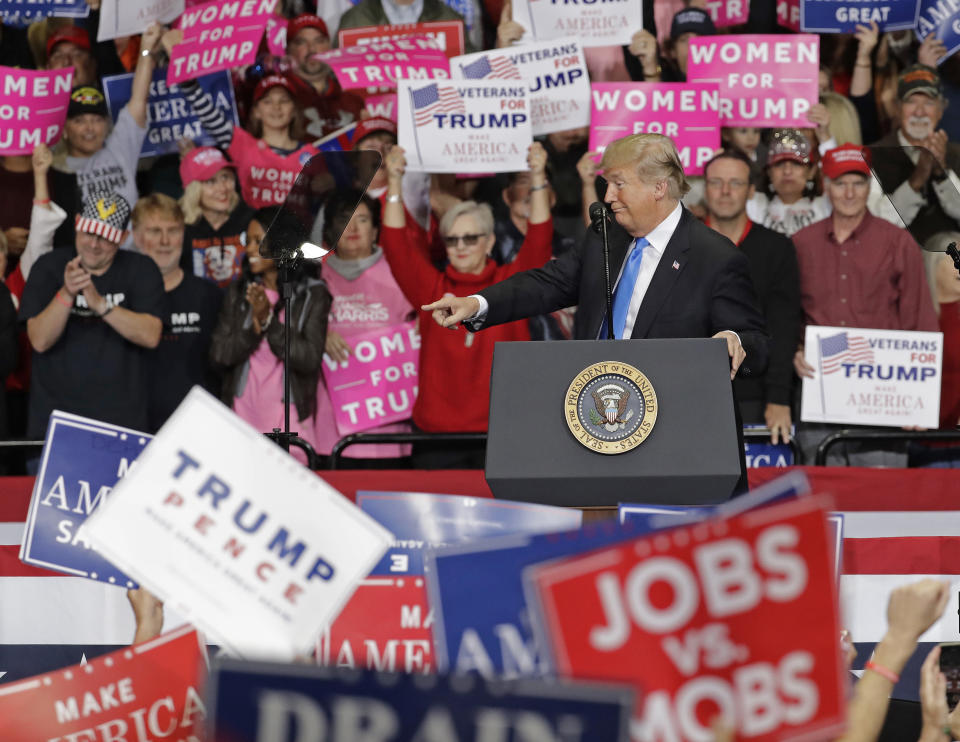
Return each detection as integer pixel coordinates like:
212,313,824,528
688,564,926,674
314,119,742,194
705,178,750,190
443,233,486,248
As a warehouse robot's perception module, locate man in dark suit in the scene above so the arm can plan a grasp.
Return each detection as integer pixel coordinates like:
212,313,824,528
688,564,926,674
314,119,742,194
424,133,768,381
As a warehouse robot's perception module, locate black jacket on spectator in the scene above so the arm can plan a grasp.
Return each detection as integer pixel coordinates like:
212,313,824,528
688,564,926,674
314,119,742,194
210,275,331,423
731,222,801,423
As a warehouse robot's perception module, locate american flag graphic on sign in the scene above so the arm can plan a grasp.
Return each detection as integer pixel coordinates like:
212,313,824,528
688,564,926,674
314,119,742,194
460,55,522,80
411,83,466,127
819,332,875,374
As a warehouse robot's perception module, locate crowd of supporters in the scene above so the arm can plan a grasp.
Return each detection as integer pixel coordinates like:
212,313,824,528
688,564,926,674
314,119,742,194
0,0,959,474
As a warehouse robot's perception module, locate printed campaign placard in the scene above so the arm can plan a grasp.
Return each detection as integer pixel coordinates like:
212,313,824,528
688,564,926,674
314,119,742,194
265,14,287,57
322,322,420,436
364,92,397,120
704,0,751,26
0,626,206,740
510,0,643,47
525,496,847,742
97,0,184,41
208,657,634,742
779,0,802,30
318,492,582,673
317,37,450,91
339,21,466,58
167,0,276,85
82,387,393,660
589,82,721,175
451,38,590,136
0,0,88,19
398,79,532,173
103,68,239,158
743,424,795,467
0,67,72,155
802,0,920,33
687,34,820,127
917,0,960,64
800,325,944,428
20,411,149,587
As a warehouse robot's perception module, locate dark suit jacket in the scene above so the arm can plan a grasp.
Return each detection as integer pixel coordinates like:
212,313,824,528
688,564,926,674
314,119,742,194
474,206,769,377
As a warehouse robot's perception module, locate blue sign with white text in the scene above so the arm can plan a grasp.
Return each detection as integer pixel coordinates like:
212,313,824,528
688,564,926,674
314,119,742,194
801,0,919,33
102,68,239,158
209,658,634,742
357,491,582,576
19,411,150,587
0,0,89,19
917,0,960,63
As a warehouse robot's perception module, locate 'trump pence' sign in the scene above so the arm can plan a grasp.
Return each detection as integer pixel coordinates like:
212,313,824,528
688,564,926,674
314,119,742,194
398,79,532,173
687,34,819,127
0,67,72,155
451,38,590,136
83,387,393,660
525,496,846,742
589,83,721,175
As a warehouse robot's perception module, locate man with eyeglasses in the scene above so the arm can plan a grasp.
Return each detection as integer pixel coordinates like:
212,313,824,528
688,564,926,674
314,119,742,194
19,193,163,449
792,144,939,464
703,148,801,445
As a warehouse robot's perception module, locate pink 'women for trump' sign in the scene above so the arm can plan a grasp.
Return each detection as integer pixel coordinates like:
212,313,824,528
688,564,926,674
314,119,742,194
323,322,420,435
687,34,819,128
589,82,721,176
0,67,72,155
705,0,751,27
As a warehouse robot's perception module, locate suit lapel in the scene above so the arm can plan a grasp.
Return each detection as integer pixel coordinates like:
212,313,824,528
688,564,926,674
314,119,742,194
629,209,692,339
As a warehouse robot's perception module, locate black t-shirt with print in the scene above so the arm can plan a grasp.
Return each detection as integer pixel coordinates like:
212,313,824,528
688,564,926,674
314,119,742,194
19,249,164,437
149,274,224,431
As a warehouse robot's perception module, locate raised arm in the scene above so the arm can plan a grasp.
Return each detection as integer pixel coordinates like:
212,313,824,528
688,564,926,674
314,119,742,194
127,24,163,128
20,144,63,282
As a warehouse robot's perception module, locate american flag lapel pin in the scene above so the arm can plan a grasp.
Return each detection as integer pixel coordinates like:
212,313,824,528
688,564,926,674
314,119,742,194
672,260,680,270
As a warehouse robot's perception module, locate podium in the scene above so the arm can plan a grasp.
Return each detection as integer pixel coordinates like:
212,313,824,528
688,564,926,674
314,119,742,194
485,339,743,507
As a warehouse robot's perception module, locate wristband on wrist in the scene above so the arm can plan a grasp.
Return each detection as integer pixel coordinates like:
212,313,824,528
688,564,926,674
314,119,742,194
33,198,50,205
99,304,115,319
386,193,402,203
865,660,900,684
55,289,73,308
530,183,547,192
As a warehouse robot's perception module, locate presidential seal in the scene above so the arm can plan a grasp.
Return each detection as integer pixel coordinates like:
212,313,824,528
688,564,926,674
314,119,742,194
564,361,657,454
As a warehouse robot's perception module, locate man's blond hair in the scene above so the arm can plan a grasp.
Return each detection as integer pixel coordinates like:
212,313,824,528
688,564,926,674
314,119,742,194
601,133,691,199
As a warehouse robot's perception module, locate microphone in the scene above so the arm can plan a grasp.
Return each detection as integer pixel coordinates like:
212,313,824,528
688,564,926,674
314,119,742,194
588,202,616,340
589,202,609,235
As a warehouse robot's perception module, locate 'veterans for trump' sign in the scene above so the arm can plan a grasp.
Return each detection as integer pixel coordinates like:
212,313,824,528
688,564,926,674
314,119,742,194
82,387,393,660
398,79,532,173
452,38,590,136
800,325,943,428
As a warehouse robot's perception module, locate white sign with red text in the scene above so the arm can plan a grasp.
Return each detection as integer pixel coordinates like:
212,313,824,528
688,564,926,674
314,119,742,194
800,325,944,428
510,0,643,47
398,79,532,173
525,496,846,742
687,34,819,127
451,38,590,136
82,387,392,661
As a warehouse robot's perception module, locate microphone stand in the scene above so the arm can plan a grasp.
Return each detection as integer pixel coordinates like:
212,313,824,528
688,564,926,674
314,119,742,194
590,202,615,340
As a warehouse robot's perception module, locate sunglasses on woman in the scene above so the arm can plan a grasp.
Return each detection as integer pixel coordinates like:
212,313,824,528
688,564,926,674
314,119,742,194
443,233,486,248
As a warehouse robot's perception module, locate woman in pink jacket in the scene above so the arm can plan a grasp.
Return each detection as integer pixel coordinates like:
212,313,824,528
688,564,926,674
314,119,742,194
313,191,416,466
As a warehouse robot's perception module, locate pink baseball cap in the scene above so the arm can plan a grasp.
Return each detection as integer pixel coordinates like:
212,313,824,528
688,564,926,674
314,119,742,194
180,147,235,187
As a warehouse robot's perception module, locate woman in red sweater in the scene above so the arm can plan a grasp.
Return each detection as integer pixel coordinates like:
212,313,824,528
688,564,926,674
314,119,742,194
381,143,553,467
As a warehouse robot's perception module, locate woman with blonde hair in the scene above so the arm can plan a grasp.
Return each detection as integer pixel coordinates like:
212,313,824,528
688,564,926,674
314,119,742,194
178,147,253,288
821,90,863,145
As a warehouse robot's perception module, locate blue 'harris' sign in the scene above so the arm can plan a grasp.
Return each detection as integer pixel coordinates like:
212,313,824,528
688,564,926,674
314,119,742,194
20,411,150,587
801,0,920,33
208,658,634,742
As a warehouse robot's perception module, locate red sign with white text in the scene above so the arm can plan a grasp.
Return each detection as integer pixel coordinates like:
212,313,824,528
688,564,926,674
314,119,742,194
0,626,207,740
317,577,435,673
338,21,466,58
527,497,846,742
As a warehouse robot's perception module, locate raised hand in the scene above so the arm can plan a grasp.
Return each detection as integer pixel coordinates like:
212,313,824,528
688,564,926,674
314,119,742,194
496,0,525,48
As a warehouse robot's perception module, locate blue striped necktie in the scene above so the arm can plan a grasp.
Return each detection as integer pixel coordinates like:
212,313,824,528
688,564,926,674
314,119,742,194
611,237,649,339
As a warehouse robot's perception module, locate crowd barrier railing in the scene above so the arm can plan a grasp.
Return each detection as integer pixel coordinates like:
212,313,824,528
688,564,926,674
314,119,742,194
813,429,960,466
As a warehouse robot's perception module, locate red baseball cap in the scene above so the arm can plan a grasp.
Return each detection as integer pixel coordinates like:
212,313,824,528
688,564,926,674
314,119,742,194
46,26,91,58
351,117,398,149
288,13,329,42
179,147,236,188
822,144,871,180
253,74,296,104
